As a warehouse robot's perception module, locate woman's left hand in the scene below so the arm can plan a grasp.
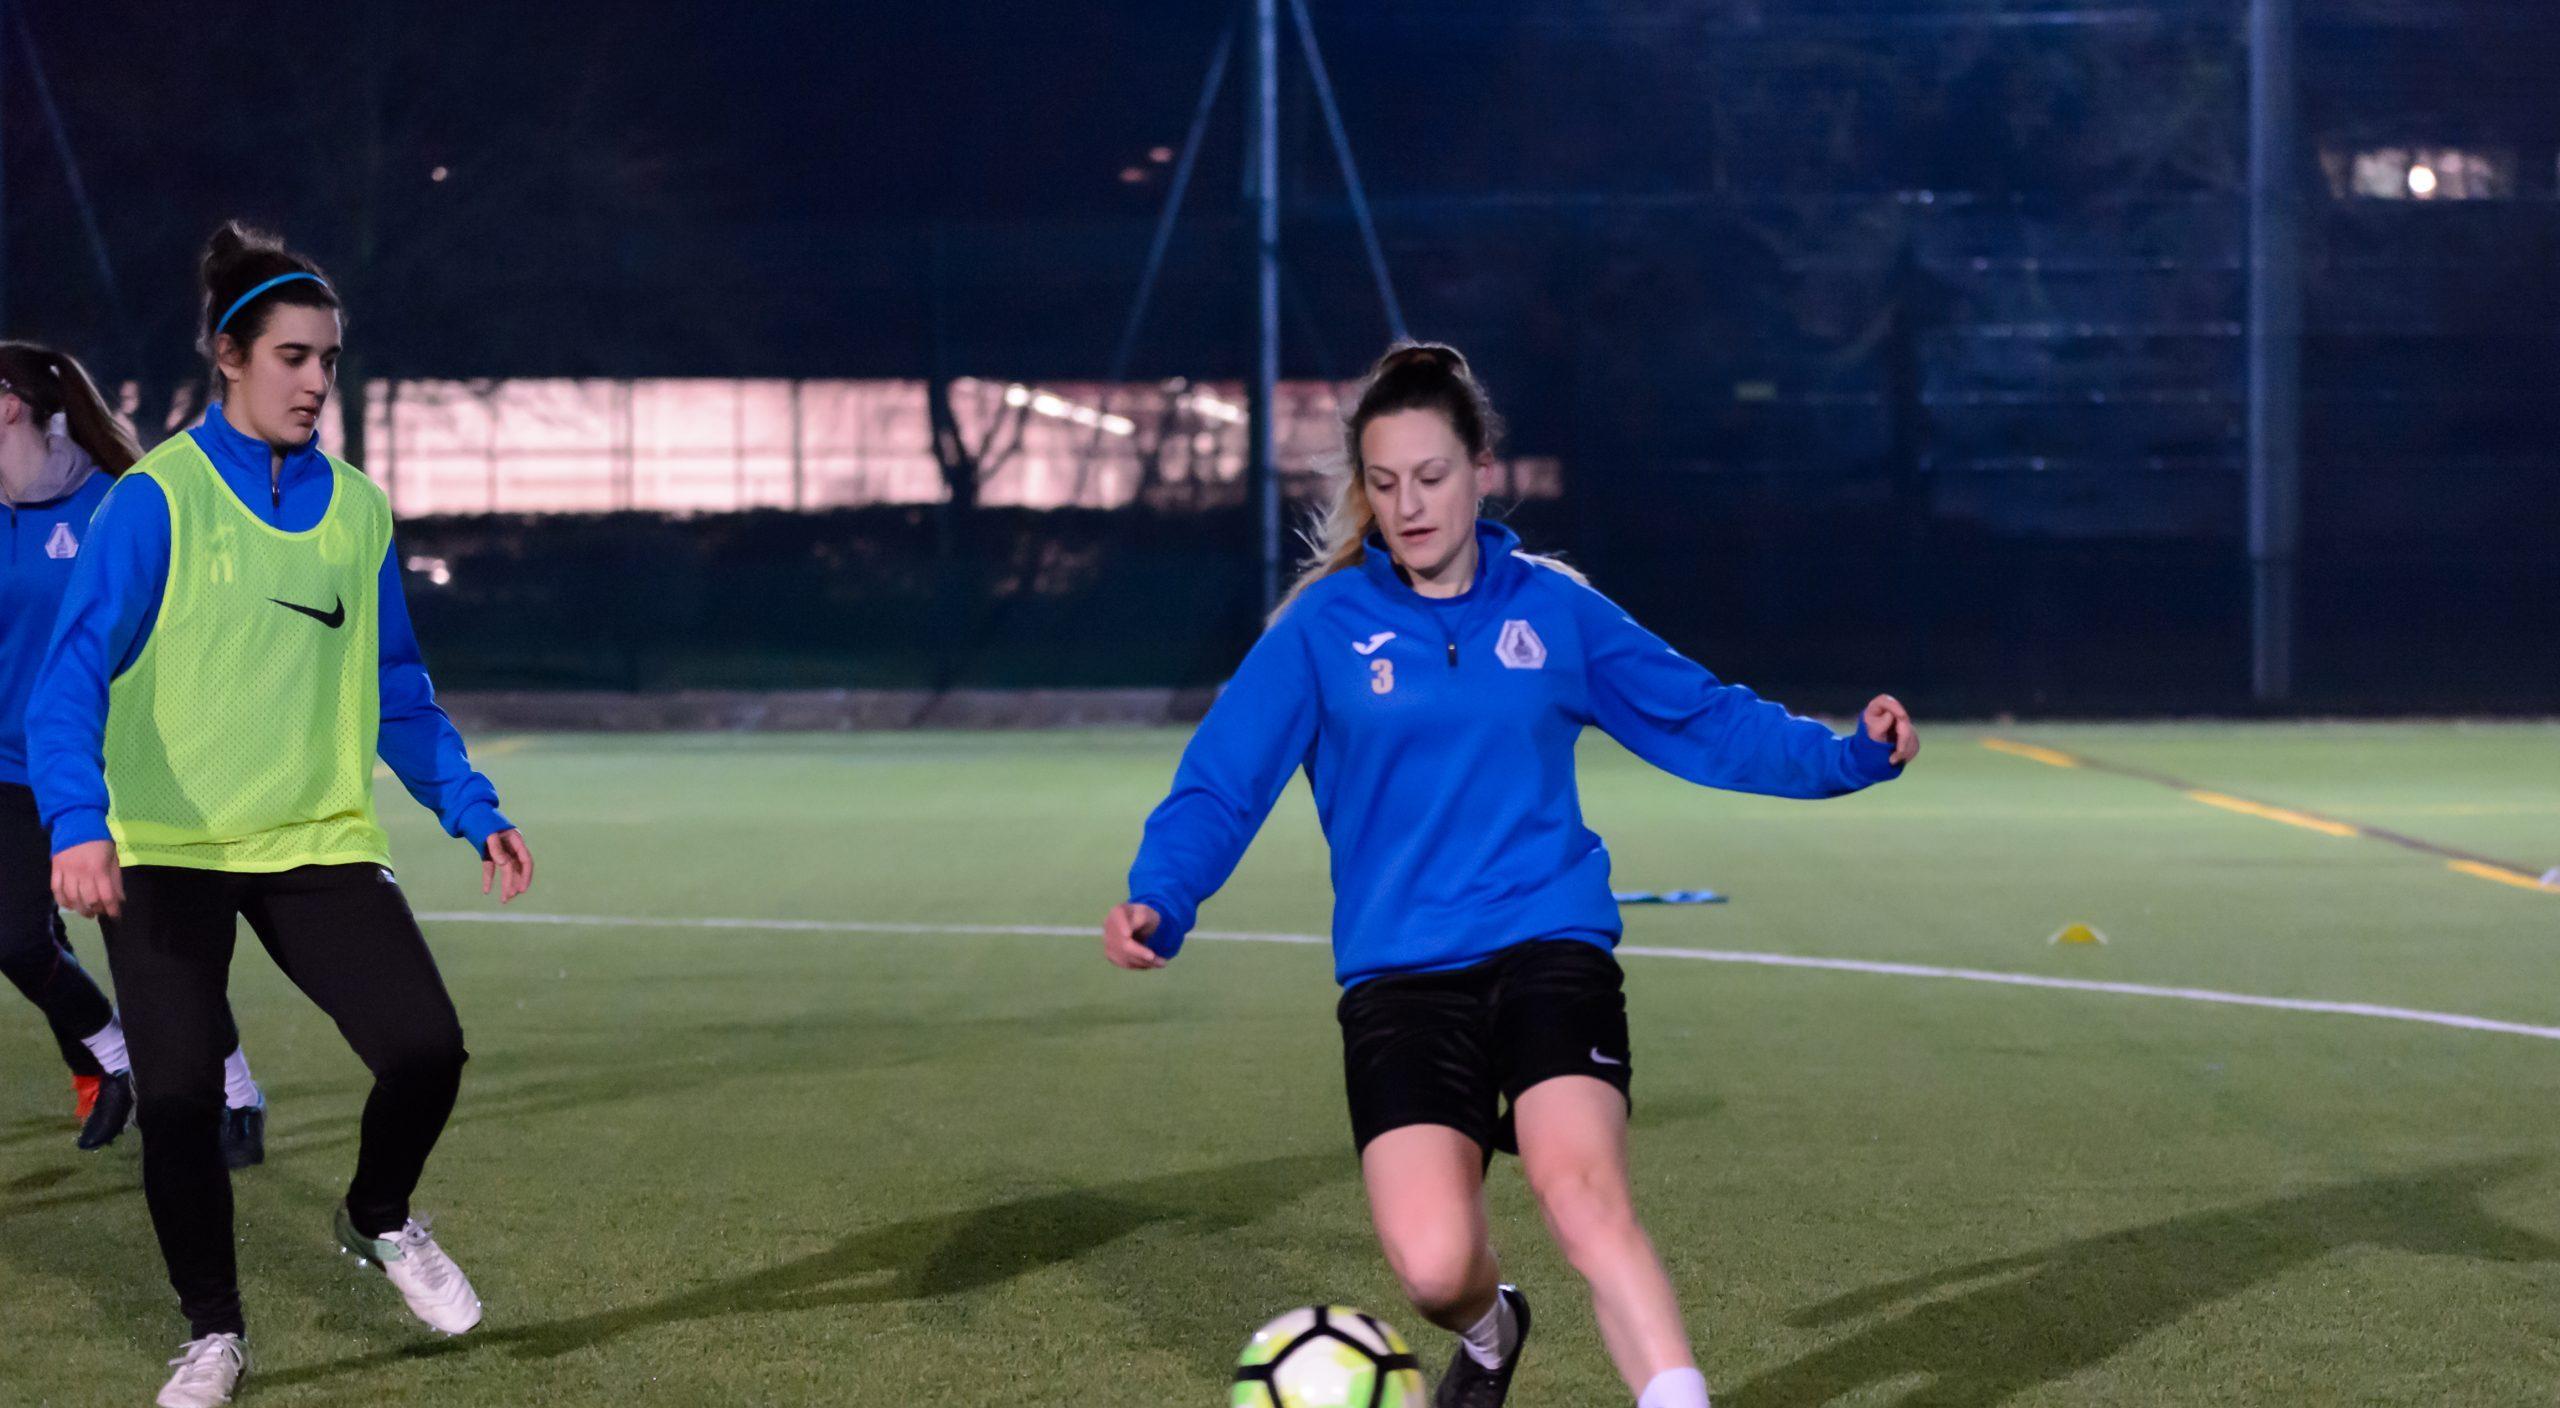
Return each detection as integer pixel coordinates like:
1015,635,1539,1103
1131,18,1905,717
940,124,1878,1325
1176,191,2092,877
1862,694,1919,766
482,829,535,904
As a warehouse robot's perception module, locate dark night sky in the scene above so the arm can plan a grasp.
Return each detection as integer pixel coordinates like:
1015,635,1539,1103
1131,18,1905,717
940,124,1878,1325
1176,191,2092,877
649,3,1239,220
13,1,2560,385
16,1,1633,379
15,2,1377,376
26,3,1288,242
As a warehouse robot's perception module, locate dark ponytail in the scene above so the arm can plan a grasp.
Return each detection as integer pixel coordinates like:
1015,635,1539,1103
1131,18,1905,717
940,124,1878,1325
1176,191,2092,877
0,341,142,474
198,219,340,388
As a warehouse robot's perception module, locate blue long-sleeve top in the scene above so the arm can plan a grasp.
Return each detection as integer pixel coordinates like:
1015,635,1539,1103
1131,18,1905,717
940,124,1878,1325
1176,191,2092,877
26,402,511,856
1,467,111,788
1126,519,1902,987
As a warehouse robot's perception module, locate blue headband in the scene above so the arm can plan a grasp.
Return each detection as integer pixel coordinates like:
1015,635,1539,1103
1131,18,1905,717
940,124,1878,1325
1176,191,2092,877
213,271,331,337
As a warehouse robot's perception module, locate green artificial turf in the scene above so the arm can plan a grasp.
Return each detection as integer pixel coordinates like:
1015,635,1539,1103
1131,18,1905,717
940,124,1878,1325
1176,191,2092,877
3,722,2556,1405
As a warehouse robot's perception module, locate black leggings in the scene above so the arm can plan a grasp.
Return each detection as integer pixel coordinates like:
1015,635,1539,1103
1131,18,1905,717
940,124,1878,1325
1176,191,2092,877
0,782,115,1075
103,862,469,1338
1,783,244,1077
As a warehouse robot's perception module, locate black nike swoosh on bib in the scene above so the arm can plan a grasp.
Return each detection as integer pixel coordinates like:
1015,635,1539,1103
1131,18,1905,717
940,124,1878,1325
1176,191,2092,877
269,596,347,629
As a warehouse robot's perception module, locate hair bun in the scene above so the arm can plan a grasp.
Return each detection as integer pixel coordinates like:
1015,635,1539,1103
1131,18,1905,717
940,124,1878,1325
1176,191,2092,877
206,219,282,262
199,219,288,295
1378,342,1463,376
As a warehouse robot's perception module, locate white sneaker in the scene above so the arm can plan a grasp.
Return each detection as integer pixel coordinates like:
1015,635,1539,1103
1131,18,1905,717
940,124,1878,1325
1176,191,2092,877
335,1205,483,1334
156,1333,248,1407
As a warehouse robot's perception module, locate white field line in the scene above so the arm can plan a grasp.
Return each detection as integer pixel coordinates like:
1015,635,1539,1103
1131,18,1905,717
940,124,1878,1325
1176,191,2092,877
414,911,2560,1044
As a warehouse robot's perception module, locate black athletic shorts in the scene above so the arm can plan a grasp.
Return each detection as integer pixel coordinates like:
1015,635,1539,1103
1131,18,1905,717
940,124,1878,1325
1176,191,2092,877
1337,938,1631,1157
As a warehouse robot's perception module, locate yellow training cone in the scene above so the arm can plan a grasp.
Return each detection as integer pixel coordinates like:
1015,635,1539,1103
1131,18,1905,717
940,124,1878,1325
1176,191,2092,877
2049,922,2108,946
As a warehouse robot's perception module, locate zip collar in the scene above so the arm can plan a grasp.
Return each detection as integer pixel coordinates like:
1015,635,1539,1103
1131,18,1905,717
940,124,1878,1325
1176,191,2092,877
193,401,330,509
1357,519,1525,669
1357,518,1523,606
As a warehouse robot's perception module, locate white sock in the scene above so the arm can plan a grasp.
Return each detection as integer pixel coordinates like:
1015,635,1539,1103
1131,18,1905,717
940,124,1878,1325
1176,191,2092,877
80,1019,129,1075
1459,1292,1516,1370
223,1046,262,1110
1637,1367,1711,1408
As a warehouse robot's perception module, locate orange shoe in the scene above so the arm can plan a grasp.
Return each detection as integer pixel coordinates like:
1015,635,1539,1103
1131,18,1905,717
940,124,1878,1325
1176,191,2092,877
72,1073,102,1121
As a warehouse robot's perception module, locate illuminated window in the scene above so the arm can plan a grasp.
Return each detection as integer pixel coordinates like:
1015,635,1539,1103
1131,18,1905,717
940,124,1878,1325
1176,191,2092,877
2323,145,2515,201
298,377,1557,516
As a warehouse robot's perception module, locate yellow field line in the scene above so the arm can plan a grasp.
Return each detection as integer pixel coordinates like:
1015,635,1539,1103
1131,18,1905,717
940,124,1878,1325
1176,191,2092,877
2447,860,2558,894
1981,735,2552,897
1982,737,2354,838
2183,790,2360,839
1980,738,2081,768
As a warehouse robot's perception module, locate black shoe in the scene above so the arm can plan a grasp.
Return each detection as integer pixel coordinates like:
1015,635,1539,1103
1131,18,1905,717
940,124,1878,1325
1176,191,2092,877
221,1102,267,1169
76,1071,135,1151
1434,1285,1530,1408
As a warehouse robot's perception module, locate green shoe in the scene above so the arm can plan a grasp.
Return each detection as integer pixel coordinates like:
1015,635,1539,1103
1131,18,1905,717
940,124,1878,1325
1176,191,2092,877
333,1203,398,1267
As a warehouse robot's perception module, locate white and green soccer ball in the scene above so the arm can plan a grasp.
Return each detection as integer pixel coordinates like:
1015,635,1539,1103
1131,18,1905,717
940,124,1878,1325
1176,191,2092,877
1231,1305,1425,1408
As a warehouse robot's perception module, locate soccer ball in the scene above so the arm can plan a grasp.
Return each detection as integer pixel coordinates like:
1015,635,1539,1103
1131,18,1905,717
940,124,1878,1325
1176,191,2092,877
1231,1305,1425,1408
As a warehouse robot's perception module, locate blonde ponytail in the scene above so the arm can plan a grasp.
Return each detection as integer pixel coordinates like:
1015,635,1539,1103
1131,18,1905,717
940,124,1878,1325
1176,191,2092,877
1273,464,1378,620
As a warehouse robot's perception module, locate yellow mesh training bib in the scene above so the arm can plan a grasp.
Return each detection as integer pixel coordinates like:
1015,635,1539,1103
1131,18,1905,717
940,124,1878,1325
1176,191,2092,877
103,437,392,872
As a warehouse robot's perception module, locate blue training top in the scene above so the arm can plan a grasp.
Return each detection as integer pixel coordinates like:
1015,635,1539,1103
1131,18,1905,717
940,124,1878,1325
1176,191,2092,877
0,467,112,788
1126,519,1903,988
26,402,511,856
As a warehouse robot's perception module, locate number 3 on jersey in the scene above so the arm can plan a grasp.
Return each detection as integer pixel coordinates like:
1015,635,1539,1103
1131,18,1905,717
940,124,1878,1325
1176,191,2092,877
1369,658,1395,694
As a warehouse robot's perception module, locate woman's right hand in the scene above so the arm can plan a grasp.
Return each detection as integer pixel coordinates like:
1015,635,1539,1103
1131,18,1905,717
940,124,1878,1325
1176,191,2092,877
482,828,536,904
1102,902,1167,970
52,840,124,921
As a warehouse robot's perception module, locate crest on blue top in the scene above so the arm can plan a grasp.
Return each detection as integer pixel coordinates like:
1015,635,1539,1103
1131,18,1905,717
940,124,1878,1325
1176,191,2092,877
44,521,78,560
1496,619,1546,670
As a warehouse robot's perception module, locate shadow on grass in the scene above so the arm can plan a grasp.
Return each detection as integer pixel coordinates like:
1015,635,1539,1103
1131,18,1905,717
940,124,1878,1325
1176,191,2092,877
0,1171,135,1220
292,1005,1167,1154
0,1054,739,1227
1724,1157,2556,1408
0,1114,75,1150
0,1002,1180,1327
252,1149,1349,1391
7,1163,78,1193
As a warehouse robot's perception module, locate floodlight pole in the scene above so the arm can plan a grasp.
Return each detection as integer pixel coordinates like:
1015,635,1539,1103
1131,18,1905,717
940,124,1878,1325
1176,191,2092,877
1248,0,1283,616
2246,0,2302,703
1107,0,1402,617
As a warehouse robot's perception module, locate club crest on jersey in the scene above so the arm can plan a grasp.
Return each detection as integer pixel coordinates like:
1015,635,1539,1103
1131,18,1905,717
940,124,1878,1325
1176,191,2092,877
1495,619,1547,670
44,522,78,559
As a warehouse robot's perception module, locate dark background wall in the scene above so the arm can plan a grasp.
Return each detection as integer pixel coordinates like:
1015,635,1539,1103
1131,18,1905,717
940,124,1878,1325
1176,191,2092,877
15,2,2558,712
